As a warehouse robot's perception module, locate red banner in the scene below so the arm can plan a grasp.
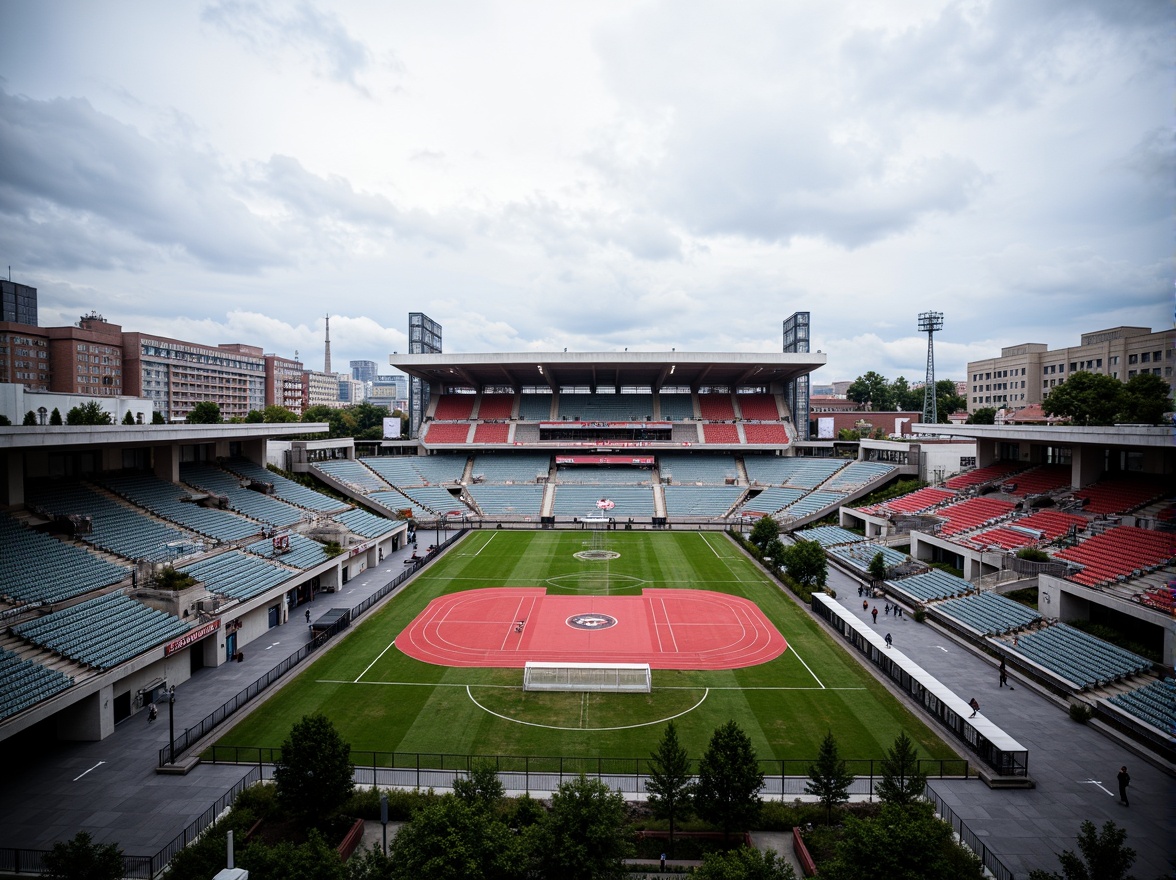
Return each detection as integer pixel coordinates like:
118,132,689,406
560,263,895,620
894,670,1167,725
555,455,655,465
164,619,221,656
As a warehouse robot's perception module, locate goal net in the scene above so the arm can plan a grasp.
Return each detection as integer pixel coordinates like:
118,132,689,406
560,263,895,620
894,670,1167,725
523,661,651,693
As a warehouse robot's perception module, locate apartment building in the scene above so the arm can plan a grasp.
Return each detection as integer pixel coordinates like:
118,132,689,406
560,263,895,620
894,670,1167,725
123,335,266,422
264,354,305,416
966,326,1174,412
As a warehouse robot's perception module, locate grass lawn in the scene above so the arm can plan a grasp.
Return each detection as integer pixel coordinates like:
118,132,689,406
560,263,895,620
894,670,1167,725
213,530,959,769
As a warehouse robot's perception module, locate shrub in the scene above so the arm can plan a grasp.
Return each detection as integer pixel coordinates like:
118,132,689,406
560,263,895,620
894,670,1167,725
1068,703,1093,724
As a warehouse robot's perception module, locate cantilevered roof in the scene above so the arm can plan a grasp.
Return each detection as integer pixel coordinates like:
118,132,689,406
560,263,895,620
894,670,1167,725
388,351,826,392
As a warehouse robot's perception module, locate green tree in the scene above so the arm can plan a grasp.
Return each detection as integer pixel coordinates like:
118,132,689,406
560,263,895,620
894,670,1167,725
263,404,300,423
245,409,265,423
452,761,505,811
646,721,694,855
350,400,391,433
891,376,923,411
49,406,63,425
22,410,36,425
239,829,347,880
66,401,114,425
1041,372,1124,426
875,731,927,808
534,774,633,880
1027,820,1137,880
934,379,967,422
821,802,984,880
387,795,524,880
122,410,135,425
867,551,888,583
748,515,779,552
805,731,854,824
151,410,165,424
782,539,827,589
186,401,222,424
695,846,798,880
695,721,763,844
42,831,124,880
0,413,11,426
1118,372,1172,424
966,407,997,425
273,712,355,828
847,371,895,411
347,843,395,880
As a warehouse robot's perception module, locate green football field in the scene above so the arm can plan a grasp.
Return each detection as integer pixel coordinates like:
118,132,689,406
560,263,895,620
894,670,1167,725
212,530,959,768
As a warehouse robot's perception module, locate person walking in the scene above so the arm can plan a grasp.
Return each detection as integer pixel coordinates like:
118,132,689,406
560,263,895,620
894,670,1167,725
660,852,667,871
148,702,157,724
885,632,893,649
305,608,311,624
862,599,869,611
884,602,891,616
871,606,878,623
999,657,1008,688
1117,766,1130,806
968,697,980,718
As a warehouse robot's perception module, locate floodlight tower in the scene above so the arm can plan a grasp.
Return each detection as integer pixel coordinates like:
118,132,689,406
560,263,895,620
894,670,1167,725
918,311,944,424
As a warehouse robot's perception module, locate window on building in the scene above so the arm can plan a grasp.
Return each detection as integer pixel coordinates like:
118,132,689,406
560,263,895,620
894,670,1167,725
1141,352,1151,363
1128,354,1138,364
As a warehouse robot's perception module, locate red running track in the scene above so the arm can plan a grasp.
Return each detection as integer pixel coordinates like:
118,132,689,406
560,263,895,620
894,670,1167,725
396,588,787,670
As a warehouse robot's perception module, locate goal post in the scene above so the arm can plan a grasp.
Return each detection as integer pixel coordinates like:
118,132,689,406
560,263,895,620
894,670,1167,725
523,661,651,693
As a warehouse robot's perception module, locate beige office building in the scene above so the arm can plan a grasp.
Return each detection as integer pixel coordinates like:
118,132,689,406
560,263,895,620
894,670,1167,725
966,326,1174,413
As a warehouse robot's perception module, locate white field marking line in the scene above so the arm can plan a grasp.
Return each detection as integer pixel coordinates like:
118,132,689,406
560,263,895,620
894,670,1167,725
658,597,680,653
319,680,520,688
73,761,105,781
355,640,400,683
659,685,864,691
789,646,825,689
499,596,529,651
699,532,725,558
466,685,710,732
580,692,588,728
470,531,498,557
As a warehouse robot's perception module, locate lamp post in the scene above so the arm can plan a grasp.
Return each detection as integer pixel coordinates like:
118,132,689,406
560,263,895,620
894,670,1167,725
167,685,176,765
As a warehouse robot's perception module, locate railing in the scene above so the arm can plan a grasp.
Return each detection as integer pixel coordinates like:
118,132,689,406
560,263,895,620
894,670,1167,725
924,782,1015,880
158,529,467,766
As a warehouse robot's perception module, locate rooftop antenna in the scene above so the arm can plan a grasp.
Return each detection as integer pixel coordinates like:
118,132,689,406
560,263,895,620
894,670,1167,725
918,311,944,424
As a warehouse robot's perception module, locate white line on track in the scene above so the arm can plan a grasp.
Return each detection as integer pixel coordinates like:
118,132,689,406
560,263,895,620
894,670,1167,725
354,640,399,683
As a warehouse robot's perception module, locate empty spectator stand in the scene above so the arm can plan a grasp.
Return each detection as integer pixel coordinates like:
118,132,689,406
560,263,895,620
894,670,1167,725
1139,583,1174,616
698,394,736,420
180,462,307,528
779,491,847,519
1072,476,1169,515
223,458,348,513
1105,679,1175,733
333,508,402,539
1007,623,1151,689
735,394,781,420
932,497,1017,537
180,551,292,602
97,472,262,543
737,487,806,515
422,422,474,444
432,394,476,420
550,486,654,517
827,541,908,573
518,393,556,420
557,393,654,421
658,393,696,420
12,591,191,670
823,462,895,491
466,485,546,516
859,486,956,516
662,486,746,517
794,525,866,547
366,490,430,520
245,533,331,569
556,466,653,486
1000,464,1072,497
361,454,467,487
472,423,511,443
743,457,848,489
969,509,1088,551
657,453,738,485
29,479,196,563
935,592,1041,636
742,424,790,445
0,647,73,721
311,460,392,495
394,486,470,517
886,569,972,603
944,461,1024,491
701,423,740,444
0,513,130,606
1054,526,1176,587
477,394,515,420
469,453,552,484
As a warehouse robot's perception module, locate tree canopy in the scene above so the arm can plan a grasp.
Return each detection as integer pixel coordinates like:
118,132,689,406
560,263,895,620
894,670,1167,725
1119,372,1173,424
694,846,798,880
1027,820,1137,880
694,721,764,842
387,795,524,880
967,407,997,424
66,401,114,425
874,731,928,808
534,774,633,880
782,539,827,589
452,761,506,811
748,516,780,553
846,371,895,411
185,401,222,424
272,713,354,828
805,731,854,823
645,721,694,854
1042,370,1172,426
844,372,964,422
42,831,124,880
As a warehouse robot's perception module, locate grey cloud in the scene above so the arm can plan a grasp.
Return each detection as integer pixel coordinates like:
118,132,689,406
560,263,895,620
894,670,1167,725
202,0,378,93
0,89,287,272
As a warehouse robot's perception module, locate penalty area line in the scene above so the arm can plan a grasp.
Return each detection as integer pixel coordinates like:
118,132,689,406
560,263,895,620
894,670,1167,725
354,640,399,683
789,646,825,689
319,679,522,689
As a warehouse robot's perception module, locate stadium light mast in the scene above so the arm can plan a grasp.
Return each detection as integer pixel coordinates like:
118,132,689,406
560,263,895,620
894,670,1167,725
918,311,944,425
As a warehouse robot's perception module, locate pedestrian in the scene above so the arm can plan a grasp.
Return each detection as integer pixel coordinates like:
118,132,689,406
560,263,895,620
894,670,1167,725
999,657,1008,688
660,852,667,871
148,702,157,724
968,697,980,718
1117,766,1130,806
305,608,311,624
862,599,869,611
871,606,878,623
858,585,863,598
884,602,891,616
896,605,902,618
885,632,892,649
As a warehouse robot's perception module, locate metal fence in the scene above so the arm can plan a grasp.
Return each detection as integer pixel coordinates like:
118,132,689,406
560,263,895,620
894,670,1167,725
924,782,1015,880
158,529,467,766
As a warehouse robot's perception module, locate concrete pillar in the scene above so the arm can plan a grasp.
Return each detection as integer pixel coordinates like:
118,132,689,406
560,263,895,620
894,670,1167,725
57,686,113,741
153,444,179,482
1071,446,1103,490
1,450,24,507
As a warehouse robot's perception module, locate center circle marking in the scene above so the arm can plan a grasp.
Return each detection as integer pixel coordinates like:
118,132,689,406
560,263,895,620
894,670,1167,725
566,613,618,630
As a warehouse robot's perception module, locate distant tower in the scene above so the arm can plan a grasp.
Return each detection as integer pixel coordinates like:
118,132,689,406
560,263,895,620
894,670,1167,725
918,311,944,424
782,312,811,440
323,314,332,374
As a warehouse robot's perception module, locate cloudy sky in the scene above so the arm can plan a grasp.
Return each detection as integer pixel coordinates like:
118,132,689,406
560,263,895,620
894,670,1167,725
0,0,1170,386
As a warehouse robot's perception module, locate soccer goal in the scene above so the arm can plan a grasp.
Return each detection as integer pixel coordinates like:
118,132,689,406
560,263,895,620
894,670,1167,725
523,661,651,693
